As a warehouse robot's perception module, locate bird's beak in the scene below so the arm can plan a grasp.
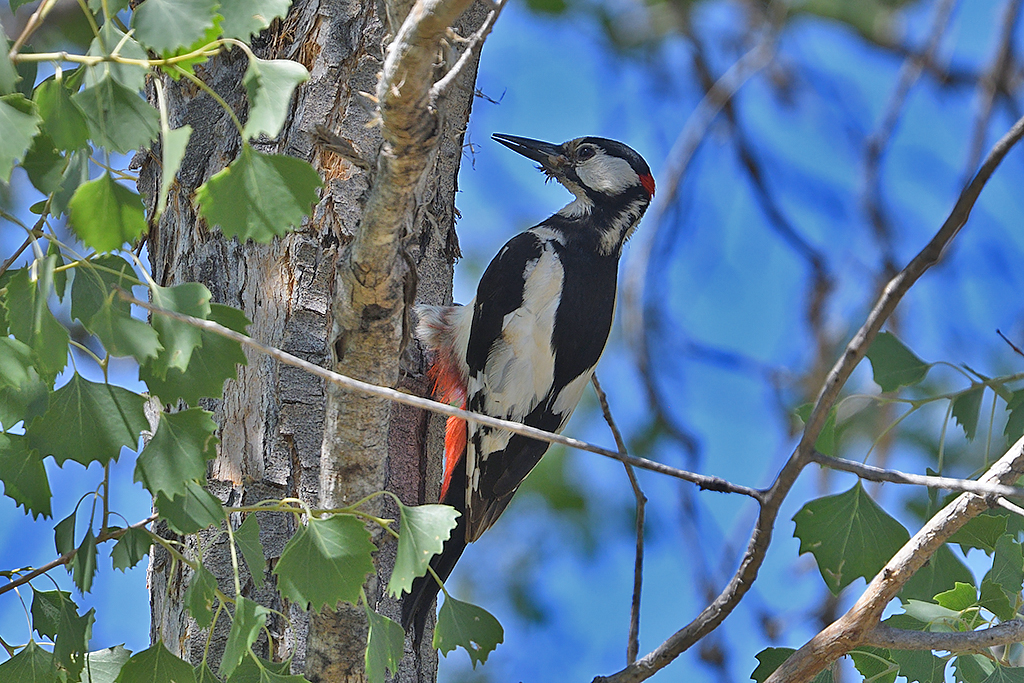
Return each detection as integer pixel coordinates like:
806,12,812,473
492,134,567,174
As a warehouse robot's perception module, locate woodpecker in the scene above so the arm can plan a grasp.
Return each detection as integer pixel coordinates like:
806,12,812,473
402,134,655,639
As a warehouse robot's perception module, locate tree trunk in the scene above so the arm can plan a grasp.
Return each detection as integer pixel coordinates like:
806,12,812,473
140,0,484,679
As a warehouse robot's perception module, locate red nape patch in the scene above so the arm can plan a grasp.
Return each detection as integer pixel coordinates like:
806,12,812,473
640,173,656,198
439,414,466,501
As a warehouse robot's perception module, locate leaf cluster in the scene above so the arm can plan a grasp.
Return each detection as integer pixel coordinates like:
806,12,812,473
0,0,500,678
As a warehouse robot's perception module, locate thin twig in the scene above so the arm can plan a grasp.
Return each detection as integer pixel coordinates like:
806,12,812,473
119,289,764,500
430,0,507,101
996,330,1024,358
809,450,1024,500
594,111,1024,683
0,514,157,598
863,619,1024,651
963,0,1022,177
996,496,1024,518
593,374,646,665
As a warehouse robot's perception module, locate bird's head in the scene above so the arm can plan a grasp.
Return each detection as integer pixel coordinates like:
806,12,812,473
492,133,655,214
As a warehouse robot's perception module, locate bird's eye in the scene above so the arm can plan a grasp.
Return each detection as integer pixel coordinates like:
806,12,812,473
577,146,596,161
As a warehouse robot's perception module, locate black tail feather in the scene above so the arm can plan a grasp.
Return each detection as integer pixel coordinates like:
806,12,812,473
402,456,468,645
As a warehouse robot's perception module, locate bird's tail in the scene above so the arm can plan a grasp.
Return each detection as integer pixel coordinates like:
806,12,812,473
401,456,468,644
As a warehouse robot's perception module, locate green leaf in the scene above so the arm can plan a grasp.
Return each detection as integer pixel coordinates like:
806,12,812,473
88,0,129,12
68,172,148,252
133,0,219,54
55,511,77,555
196,145,322,242
73,76,159,154
158,123,192,217
0,641,58,683
434,595,503,668
56,602,95,681
955,654,997,683
84,23,148,92
272,514,376,611
50,243,66,302
0,338,48,431
156,480,224,534
952,385,985,441
889,649,947,683
218,0,291,40
141,303,249,406
5,264,69,381
388,503,459,597
934,581,978,612
70,255,138,325
751,648,794,683
235,514,265,588
0,93,41,181
148,282,213,377
196,662,221,683
23,134,65,194
111,527,152,571
794,404,837,456
901,599,962,628
0,433,51,519
135,408,218,499
28,373,147,467
82,645,133,683
980,579,1016,621
73,528,98,593
949,513,1007,554
365,606,404,683
0,19,18,95
1006,389,1024,444
242,57,308,140
114,641,196,683
89,300,164,362
31,588,73,639
184,565,218,628
984,535,1024,607
793,482,910,594
865,331,931,392
52,150,91,218
222,655,290,683
900,544,974,603
981,666,1024,683
220,596,270,679
34,77,90,151
850,647,897,683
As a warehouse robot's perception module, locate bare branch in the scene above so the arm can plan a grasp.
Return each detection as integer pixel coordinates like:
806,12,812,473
809,450,1024,500
120,290,764,500
430,0,507,101
593,374,647,665
765,436,1024,683
863,619,1024,651
592,110,1024,683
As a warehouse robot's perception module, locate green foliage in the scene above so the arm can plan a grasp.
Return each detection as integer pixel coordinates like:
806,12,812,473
0,641,58,683
272,514,376,612
115,641,196,683
220,597,270,679
0,94,42,181
434,596,504,668
750,647,832,683
196,144,323,241
865,331,931,392
242,57,309,140
110,527,151,571
234,514,265,588
387,503,460,597
793,482,910,594
135,408,219,499
184,565,218,628
82,645,132,683
365,605,404,683
68,172,147,252
952,385,985,441
132,0,219,55
218,0,292,40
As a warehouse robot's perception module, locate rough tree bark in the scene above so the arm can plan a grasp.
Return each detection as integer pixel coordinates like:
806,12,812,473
139,0,486,680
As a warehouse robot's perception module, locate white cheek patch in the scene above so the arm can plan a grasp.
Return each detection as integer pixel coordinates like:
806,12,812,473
576,153,637,195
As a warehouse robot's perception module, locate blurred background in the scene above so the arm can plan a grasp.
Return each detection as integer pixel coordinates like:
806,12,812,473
2,0,1024,681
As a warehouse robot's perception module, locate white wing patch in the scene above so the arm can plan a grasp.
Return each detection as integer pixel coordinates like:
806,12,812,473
552,370,594,430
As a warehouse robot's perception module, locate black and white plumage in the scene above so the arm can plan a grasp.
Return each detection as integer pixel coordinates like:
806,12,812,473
402,134,655,638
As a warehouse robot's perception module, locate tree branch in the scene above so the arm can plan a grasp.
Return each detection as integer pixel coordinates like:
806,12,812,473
765,436,1024,683
809,450,1024,500
862,620,1024,652
593,374,647,665
120,291,763,499
592,109,1024,683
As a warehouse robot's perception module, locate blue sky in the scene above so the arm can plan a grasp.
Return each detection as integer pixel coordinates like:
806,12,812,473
2,1,1024,682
